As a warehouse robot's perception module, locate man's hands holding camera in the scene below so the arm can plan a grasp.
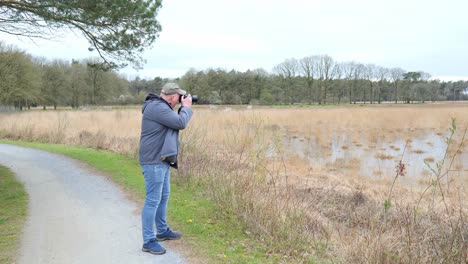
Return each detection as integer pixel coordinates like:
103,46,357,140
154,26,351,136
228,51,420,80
180,94,193,108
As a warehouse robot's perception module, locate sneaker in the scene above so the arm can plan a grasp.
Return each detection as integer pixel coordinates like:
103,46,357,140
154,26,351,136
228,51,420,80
142,238,166,255
156,228,182,241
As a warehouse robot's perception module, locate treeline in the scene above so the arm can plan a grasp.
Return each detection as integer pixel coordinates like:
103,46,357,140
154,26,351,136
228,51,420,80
176,55,468,105
0,43,133,110
1,42,467,109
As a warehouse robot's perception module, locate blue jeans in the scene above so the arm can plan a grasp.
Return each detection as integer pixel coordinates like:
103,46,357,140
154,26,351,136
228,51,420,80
141,163,170,243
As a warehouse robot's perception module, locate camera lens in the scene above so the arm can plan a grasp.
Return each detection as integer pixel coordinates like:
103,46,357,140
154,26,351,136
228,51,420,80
179,94,199,103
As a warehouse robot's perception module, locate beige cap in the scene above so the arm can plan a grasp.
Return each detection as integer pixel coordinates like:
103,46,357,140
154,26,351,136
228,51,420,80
161,83,187,95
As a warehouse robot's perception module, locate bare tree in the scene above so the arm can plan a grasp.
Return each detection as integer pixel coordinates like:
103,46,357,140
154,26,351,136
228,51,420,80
342,62,356,104
85,58,108,105
40,59,69,109
363,64,377,104
390,68,405,103
299,55,319,103
420,71,431,81
0,43,41,110
317,55,336,104
274,58,299,78
333,64,344,104
376,66,389,104
273,58,299,103
67,60,87,108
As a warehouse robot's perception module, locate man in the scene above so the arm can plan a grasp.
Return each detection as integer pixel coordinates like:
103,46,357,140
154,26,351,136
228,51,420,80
138,82,193,255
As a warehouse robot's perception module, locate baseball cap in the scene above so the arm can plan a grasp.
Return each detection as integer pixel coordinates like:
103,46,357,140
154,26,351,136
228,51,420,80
161,83,187,95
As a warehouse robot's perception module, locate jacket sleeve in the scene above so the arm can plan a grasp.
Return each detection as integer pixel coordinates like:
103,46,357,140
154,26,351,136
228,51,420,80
145,102,193,130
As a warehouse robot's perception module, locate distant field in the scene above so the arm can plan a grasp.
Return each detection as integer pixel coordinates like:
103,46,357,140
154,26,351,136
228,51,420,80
1,102,467,262
2,103,467,187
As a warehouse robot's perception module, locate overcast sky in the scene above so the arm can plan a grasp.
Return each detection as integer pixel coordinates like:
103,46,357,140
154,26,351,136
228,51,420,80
1,0,467,81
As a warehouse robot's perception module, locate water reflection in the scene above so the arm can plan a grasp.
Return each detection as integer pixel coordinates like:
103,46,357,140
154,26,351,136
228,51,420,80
282,132,468,184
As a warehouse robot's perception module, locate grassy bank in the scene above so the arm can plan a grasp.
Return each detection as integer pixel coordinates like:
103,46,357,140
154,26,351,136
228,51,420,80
0,139,277,264
0,165,28,264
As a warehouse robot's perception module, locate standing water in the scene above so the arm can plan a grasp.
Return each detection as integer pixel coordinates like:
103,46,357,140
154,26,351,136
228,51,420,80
281,131,467,185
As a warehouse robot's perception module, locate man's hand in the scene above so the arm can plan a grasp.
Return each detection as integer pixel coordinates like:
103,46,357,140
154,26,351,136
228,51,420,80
181,94,192,108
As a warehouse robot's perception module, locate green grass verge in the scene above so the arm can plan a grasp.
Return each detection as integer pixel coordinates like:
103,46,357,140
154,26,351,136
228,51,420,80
0,165,28,264
0,139,277,263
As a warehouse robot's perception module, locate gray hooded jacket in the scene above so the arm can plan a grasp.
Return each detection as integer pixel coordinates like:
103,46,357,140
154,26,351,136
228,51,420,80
138,94,193,167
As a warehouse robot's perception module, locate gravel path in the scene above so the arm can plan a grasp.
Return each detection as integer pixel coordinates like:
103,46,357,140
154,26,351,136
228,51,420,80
0,144,185,264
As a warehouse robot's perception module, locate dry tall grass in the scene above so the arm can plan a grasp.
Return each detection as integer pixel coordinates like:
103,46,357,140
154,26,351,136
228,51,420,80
1,103,467,263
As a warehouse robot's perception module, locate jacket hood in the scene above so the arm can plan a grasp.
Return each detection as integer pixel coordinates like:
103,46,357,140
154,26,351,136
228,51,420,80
142,93,173,113
142,93,160,113
144,93,159,101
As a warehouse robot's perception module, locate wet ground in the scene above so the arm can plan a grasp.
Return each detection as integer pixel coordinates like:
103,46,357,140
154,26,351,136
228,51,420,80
280,131,468,185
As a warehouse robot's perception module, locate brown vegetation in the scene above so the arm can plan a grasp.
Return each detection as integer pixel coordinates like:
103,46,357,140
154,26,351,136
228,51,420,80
0,103,467,263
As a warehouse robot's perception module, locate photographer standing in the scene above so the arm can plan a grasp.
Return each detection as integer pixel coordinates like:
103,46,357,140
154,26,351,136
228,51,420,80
138,83,193,255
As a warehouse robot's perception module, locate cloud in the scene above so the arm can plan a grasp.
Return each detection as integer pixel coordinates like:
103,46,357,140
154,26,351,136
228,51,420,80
2,0,468,80
160,25,267,53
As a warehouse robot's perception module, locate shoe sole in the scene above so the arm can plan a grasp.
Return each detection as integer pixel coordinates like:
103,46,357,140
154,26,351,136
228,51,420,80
156,236,182,242
142,247,166,255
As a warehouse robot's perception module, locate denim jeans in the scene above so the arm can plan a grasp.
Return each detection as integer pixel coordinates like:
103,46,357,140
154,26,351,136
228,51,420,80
141,163,170,243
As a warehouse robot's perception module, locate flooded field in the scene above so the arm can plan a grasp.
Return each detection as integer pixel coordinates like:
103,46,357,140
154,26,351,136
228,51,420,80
282,130,467,184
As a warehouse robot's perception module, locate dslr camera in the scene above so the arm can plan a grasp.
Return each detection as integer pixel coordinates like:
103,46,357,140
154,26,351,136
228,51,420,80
179,94,198,103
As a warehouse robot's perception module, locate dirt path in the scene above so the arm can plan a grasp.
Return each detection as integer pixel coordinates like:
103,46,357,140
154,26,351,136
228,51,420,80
0,144,185,264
